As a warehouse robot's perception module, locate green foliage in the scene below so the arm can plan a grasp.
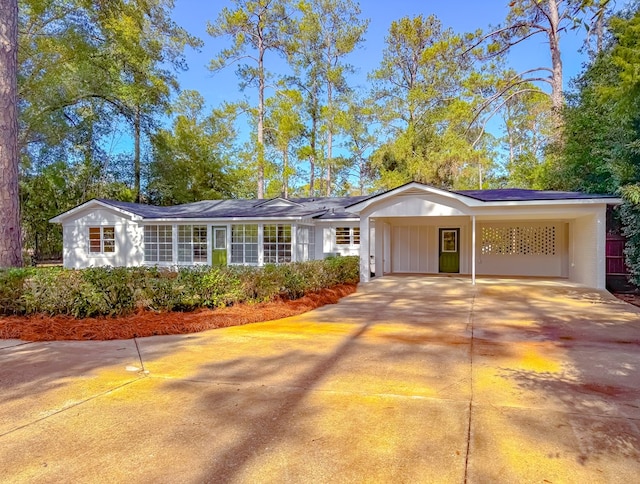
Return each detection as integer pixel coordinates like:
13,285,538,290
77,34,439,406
0,269,34,315
368,14,497,190
555,7,640,288
18,0,201,259
620,191,640,286
0,257,359,317
148,92,239,205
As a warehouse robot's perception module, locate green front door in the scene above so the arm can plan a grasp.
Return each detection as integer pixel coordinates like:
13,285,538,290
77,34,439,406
439,228,460,273
212,226,227,266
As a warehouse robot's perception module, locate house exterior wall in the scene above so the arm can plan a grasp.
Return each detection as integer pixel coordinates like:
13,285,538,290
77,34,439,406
314,222,362,259
53,189,613,290
381,217,471,274
475,221,569,278
570,208,607,288
61,208,143,269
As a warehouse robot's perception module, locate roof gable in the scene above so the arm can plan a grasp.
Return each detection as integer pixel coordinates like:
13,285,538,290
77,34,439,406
253,197,302,208
49,199,142,223
347,181,621,214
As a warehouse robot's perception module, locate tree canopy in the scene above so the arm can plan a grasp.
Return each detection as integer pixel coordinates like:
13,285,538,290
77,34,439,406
8,0,640,265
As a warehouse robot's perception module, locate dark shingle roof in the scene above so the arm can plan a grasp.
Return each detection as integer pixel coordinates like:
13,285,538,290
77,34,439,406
98,196,367,220
453,188,618,202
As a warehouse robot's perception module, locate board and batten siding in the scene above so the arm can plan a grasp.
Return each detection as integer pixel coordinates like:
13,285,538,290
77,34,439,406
61,208,144,269
377,217,470,275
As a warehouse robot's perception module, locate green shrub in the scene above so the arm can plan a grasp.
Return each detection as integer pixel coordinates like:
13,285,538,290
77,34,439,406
23,268,106,317
0,268,34,315
81,267,137,316
0,256,360,317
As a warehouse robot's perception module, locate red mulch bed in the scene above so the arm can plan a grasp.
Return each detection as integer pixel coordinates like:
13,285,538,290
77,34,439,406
0,284,357,342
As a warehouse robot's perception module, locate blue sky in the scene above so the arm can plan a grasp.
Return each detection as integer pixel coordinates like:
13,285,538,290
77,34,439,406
170,0,588,109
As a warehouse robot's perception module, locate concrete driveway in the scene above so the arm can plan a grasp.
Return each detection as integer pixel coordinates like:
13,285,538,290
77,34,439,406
1,276,640,483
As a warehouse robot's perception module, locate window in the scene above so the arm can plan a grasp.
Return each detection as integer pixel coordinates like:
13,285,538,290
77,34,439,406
441,230,458,253
335,226,360,246
144,225,173,263
178,225,208,263
297,226,315,261
231,224,258,264
264,224,292,263
89,226,115,254
213,227,226,250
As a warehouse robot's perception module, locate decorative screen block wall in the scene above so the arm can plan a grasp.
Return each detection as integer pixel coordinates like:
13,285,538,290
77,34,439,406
481,225,556,256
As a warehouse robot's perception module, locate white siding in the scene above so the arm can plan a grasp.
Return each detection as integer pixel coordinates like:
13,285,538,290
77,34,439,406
570,209,606,288
62,209,143,269
314,222,361,258
391,226,430,273
379,217,470,275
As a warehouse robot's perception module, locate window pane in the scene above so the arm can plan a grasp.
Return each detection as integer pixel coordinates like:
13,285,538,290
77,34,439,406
145,225,172,263
214,228,226,249
353,227,360,245
89,227,115,253
336,227,350,245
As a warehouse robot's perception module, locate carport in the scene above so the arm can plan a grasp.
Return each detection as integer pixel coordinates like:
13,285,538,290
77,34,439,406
347,182,620,289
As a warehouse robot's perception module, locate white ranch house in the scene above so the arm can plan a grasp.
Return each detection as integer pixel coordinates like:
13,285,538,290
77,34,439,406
51,182,620,289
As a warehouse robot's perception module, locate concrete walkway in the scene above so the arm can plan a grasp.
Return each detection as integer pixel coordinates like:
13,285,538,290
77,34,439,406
1,276,640,483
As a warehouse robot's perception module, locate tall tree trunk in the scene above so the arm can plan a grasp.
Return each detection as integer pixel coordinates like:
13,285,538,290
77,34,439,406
0,0,23,267
134,106,141,203
282,147,289,199
326,78,333,197
594,3,604,54
309,92,318,197
547,0,563,112
257,30,265,199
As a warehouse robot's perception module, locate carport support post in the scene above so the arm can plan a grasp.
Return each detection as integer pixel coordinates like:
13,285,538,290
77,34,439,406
472,215,476,285
360,215,370,283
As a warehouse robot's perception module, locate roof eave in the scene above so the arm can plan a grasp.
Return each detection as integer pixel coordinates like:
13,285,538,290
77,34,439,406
50,199,140,223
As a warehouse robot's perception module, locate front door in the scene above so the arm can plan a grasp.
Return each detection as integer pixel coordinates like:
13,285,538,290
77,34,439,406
439,228,460,273
212,226,227,266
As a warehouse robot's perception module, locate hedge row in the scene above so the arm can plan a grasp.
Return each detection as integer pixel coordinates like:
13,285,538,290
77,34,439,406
0,256,359,318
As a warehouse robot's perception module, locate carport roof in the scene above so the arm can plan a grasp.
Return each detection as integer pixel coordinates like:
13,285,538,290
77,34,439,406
346,182,620,210
454,188,618,202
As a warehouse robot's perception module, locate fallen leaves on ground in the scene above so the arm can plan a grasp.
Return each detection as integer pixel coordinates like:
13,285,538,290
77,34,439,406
0,284,357,342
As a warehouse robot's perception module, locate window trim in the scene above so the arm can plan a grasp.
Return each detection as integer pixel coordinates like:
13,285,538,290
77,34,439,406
88,226,115,255
177,225,208,264
263,224,292,264
335,226,360,246
144,225,174,263
230,224,259,265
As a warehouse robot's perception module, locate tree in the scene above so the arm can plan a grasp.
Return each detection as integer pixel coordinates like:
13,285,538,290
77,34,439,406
208,0,292,199
369,15,495,190
500,85,553,188
468,0,617,124
541,4,640,193
264,89,305,198
296,0,368,196
337,95,377,195
468,0,574,113
148,91,239,205
0,0,22,267
99,0,201,202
